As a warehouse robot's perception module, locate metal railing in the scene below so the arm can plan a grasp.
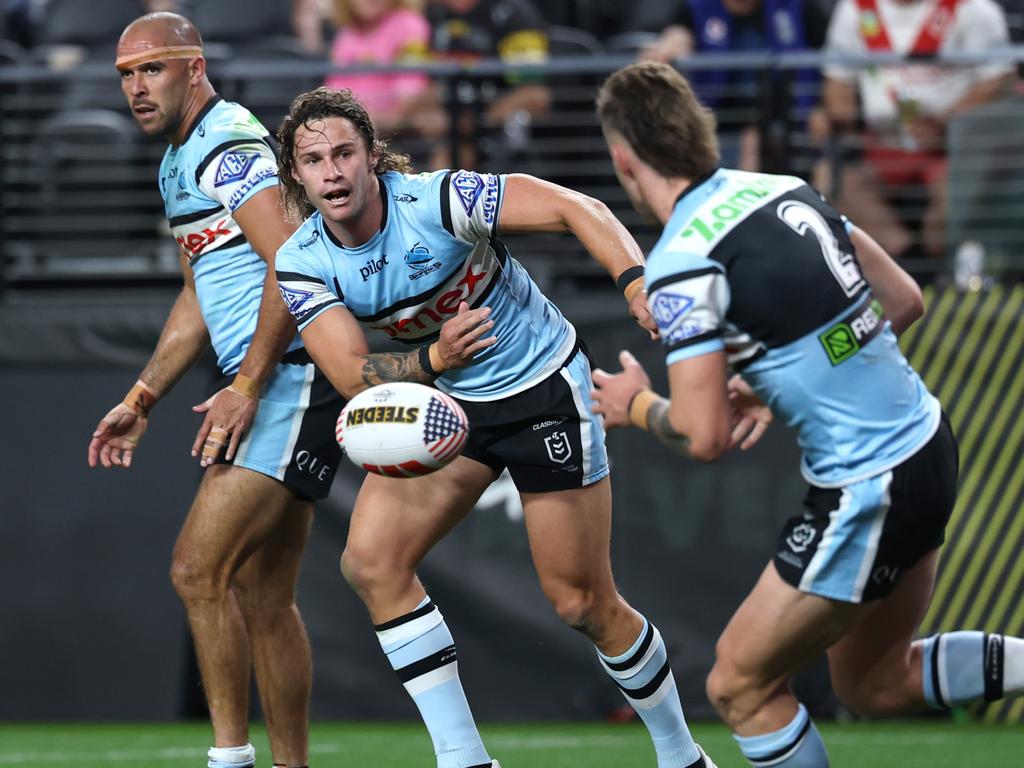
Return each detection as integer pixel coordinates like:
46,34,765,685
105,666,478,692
2,48,1023,289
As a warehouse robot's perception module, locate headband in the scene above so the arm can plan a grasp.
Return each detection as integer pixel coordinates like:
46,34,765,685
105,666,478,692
115,45,203,69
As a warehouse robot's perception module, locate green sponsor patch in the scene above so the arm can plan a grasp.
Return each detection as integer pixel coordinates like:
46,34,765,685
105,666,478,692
819,298,885,365
820,323,859,365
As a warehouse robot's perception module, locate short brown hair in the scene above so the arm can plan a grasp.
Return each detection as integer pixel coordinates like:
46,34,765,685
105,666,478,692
597,62,719,179
277,87,413,221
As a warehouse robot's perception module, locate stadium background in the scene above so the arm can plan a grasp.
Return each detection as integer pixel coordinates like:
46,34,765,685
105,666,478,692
1,0,1022,745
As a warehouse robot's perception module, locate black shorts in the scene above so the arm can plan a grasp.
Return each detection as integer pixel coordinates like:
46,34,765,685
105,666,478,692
212,349,345,501
453,344,610,494
774,412,959,602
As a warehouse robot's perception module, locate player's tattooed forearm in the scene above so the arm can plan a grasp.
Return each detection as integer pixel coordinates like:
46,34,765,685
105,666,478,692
648,399,691,457
360,352,434,386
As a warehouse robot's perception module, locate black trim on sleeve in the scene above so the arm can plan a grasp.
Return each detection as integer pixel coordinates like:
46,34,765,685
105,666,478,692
168,204,224,227
276,270,327,285
666,329,723,354
440,170,454,236
648,266,724,295
489,174,503,239
194,137,274,185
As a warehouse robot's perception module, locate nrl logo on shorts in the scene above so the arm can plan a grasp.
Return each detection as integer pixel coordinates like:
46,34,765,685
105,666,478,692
544,431,572,464
786,522,816,553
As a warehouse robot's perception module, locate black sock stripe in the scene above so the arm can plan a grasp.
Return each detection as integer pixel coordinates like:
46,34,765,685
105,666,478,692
931,634,948,709
396,644,457,683
614,659,671,700
604,621,655,672
747,716,811,766
374,601,436,632
984,633,1005,701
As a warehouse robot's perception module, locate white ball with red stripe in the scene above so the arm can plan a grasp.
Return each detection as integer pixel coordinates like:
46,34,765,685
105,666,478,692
336,382,469,478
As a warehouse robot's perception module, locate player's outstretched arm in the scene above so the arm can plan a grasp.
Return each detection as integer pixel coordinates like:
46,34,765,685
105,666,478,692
593,350,743,461
498,174,655,334
88,254,210,468
850,225,924,335
190,188,298,467
299,301,495,398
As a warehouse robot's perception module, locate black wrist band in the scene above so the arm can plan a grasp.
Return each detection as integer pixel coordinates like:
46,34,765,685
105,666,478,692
418,343,438,378
615,265,645,292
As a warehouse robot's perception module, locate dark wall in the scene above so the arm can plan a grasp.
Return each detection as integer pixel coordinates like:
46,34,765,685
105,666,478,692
0,290,818,721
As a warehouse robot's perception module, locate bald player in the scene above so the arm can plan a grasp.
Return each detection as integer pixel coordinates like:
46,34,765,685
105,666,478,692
88,13,344,768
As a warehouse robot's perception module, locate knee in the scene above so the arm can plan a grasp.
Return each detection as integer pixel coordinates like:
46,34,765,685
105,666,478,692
169,554,227,605
340,544,404,597
543,582,618,637
232,569,295,620
705,644,773,728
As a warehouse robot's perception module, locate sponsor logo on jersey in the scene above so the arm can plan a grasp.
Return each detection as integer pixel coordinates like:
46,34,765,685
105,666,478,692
452,170,485,217
544,431,572,464
481,175,499,224
786,521,816,553
393,193,419,203
294,449,332,482
176,218,235,257
299,230,320,249
371,263,489,338
214,150,258,187
360,254,389,281
197,121,206,138
666,320,706,344
279,284,314,315
819,298,884,365
652,292,693,329
227,166,276,210
405,242,442,280
680,175,795,245
345,405,420,426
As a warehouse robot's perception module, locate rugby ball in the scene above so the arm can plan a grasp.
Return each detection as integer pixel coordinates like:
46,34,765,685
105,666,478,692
336,382,469,478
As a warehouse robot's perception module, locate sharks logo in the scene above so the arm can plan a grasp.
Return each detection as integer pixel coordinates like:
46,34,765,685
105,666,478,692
404,242,442,281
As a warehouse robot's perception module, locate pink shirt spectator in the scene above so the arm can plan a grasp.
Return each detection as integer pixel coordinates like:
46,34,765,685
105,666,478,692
326,9,430,120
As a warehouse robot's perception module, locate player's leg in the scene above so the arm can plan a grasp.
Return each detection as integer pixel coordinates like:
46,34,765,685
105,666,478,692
706,562,867,768
341,457,498,768
171,464,299,765
231,496,314,768
522,478,709,768
829,414,1024,714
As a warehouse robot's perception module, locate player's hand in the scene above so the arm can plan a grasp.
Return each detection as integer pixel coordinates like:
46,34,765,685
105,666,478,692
627,289,658,339
88,403,148,469
435,301,497,371
191,386,259,468
591,350,652,429
727,373,772,450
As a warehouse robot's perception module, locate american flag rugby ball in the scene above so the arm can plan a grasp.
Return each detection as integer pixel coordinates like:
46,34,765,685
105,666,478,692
336,382,469,477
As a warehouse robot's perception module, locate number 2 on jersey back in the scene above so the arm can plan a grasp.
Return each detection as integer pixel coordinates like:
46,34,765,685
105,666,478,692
776,200,865,297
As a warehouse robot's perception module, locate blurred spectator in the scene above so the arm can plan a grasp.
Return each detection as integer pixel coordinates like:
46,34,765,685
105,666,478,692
820,0,1016,260
424,0,552,168
294,0,330,54
640,0,828,171
325,0,431,135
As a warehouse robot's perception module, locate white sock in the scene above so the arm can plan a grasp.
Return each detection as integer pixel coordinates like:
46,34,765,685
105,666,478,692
208,743,255,768
1004,636,1024,694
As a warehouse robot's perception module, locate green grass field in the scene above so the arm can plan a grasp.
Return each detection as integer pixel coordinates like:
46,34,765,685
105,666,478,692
1,721,1022,767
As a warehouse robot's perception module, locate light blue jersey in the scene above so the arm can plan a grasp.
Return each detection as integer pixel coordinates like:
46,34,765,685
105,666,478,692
276,170,576,401
646,168,940,487
160,97,302,375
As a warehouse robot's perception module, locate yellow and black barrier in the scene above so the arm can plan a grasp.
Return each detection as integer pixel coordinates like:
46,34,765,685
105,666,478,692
901,284,1024,723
